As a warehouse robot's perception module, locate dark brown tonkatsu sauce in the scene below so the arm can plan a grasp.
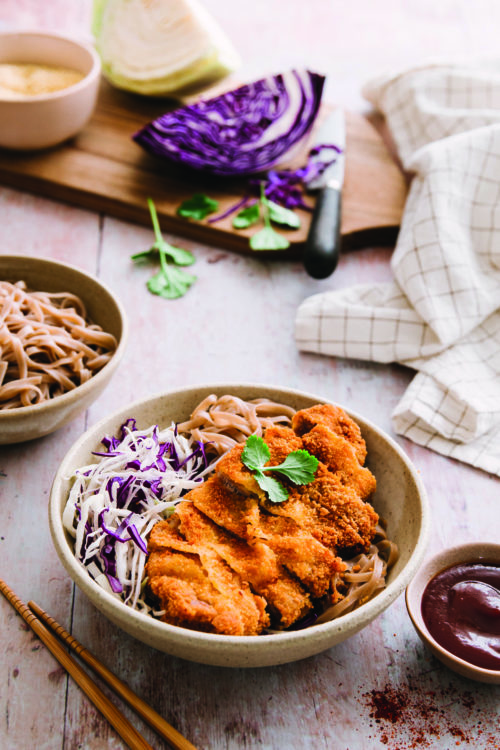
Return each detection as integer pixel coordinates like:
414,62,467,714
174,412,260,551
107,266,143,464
421,562,500,670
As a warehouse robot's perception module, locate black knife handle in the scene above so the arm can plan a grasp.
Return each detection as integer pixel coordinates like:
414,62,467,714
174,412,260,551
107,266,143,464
303,186,342,279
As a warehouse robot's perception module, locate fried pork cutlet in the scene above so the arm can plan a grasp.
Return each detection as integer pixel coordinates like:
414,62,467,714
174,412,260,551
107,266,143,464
292,404,367,464
147,520,269,635
301,424,376,501
176,502,312,628
188,474,341,598
146,401,381,635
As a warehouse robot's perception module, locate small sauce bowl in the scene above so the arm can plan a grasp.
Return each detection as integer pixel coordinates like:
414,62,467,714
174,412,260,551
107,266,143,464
406,542,500,684
0,30,101,150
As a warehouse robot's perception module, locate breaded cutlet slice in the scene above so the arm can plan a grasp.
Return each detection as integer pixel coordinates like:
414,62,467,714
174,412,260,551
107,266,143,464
301,424,376,500
256,513,345,598
295,463,379,553
260,491,340,550
292,404,367,464
176,502,312,628
147,520,269,635
187,474,262,540
186,474,339,599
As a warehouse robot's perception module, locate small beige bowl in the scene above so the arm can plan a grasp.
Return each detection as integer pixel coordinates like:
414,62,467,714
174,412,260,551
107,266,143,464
406,542,500,684
49,383,430,668
0,255,127,444
0,30,100,150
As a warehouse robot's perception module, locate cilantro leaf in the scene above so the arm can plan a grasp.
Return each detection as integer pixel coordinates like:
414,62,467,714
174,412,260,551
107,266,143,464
240,434,318,503
155,242,195,266
232,202,260,229
131,198,197,299
267,450,319,485
130,247,157,262
265,199,301,229
241,434,270,471
132,243,195,267
253,471,289,504
147,265,196,299
177,193,219,221
249,226,290,251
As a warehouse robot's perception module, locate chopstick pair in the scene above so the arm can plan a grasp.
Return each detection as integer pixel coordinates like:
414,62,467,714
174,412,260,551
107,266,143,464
0,578,197,750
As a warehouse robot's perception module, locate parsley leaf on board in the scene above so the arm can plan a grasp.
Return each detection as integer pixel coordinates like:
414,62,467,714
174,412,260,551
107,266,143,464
177,193,219,220
241,434,319,503
132,198,197,299
232,202,260,229
264,198,301,229
248,183,291,250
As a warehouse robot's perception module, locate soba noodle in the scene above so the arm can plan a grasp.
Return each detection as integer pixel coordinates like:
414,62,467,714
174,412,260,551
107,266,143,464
177,394,297,454
316,524,399,624
0,280,117,409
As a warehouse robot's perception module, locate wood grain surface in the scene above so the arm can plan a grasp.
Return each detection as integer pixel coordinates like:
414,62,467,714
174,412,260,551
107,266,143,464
0,81,407,253
1,2,500,750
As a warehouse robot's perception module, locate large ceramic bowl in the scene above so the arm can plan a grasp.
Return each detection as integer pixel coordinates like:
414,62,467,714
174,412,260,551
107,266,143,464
0,30,100,149
49,384,429,668
406,542,500,684
0,255,127,444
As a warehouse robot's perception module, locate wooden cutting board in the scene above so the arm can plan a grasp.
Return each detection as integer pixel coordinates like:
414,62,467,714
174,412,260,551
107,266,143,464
0,81,407,253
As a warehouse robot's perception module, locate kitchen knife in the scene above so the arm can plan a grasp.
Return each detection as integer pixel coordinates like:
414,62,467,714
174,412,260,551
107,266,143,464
303,108,345,279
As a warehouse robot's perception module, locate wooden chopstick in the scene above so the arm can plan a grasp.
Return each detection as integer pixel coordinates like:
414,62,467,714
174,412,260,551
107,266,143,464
28,599,197,750
0,578,152,750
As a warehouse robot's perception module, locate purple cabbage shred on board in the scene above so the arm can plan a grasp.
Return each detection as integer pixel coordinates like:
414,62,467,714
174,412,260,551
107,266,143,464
207,143,342,222
133,70,325,177
257,143,342,208
207,195,253,224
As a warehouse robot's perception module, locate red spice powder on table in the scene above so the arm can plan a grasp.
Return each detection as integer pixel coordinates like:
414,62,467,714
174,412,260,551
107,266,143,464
360,682,500,749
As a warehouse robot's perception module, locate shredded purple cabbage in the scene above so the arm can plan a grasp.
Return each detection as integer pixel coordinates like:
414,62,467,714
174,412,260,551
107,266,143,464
133,70,325,176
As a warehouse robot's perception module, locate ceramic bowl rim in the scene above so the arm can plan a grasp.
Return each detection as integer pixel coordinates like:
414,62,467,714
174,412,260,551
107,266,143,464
0,29,101,102
0,254,128,422
405,541,500,679
50,382,430,655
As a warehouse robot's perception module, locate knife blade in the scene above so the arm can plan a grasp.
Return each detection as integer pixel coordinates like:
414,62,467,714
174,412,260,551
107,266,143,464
303,108,345,279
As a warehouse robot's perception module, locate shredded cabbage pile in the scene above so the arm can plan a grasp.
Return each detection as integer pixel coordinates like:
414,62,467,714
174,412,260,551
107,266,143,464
62,419,216,613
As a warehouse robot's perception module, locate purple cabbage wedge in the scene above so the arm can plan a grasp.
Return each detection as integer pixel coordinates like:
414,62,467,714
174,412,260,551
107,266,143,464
133,70,325,176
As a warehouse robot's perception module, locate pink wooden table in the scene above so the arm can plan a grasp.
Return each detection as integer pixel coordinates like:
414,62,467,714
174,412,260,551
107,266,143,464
1,2,499,748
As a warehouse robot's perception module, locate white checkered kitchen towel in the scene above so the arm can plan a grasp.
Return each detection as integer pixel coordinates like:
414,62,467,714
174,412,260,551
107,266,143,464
296,60,500,476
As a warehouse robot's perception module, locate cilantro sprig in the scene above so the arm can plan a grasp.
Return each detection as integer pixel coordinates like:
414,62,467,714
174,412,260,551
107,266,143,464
239,183,300,251
241,434,318,503
132,198,196,299
176,182,301,251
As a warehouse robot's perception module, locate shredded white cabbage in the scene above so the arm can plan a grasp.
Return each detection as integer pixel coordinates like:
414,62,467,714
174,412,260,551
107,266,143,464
63,421,217,614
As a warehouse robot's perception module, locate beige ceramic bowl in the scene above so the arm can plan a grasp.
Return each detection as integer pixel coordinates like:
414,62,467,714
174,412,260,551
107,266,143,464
406,542,500,684
49,383,430,668
0,255,127,444
0,30,100,149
